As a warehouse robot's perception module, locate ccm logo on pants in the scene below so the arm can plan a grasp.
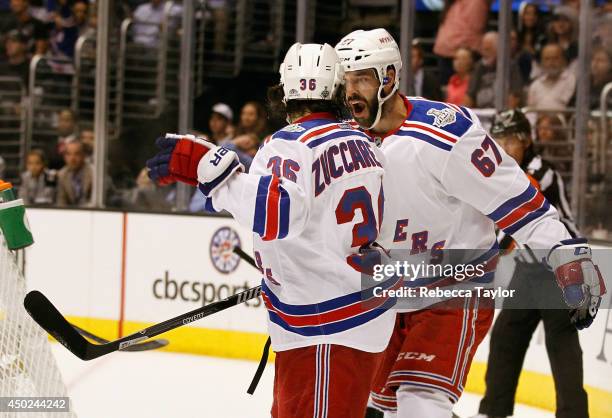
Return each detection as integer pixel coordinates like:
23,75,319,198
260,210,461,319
396,352,436,362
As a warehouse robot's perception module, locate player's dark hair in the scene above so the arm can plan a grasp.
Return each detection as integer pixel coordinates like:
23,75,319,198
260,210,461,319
267,84,347,122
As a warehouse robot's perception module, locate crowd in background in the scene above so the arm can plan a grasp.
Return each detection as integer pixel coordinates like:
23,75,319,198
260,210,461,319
0,0,611,213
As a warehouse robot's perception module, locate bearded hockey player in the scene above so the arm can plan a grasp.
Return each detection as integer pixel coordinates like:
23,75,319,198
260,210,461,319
334,29,606,418
146,43,399,417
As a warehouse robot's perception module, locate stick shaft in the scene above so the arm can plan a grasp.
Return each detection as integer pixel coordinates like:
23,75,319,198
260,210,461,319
233,246,258,269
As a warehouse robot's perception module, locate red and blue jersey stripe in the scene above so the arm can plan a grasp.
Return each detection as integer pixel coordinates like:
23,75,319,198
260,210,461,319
253,175,290,241
487,184,551,236
261,276,401,337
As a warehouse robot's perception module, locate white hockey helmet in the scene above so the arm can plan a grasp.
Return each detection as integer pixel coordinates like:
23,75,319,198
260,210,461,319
279,43,343,103
335,28,402,129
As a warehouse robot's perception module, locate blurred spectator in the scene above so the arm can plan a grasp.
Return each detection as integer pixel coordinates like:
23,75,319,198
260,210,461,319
411,41,441,101
0,29,30,88
48,0,79,60
130,167,172,210
536,113,567,144
208,102,234,145
235,101,268,139
208,0,228,54
511,29,534,85
0,0,49,56
223,133,256,171
132,0,181,48
433,0,490,85
517,2,545,56
593,10,612,51
79,128,94,160
49,108,77,169
590,46,612,109
466,31,523,108
546,6,579,72
445,46,474,106
18,148,56,204
535,112,572,175
56,141,92,207
0,155,5,179
527,43,576,111
72,0,90,36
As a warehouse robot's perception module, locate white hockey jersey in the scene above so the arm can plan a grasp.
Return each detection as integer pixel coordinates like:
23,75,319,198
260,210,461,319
361,96,571,277
206,112,398,352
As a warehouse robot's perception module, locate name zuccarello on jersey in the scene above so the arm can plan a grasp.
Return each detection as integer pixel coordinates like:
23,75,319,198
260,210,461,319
312,139,382,196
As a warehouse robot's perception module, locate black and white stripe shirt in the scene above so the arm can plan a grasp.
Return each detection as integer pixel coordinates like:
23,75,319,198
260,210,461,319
498,150,580,262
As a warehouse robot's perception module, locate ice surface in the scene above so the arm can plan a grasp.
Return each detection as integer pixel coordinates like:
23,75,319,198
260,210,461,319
52,345,553,418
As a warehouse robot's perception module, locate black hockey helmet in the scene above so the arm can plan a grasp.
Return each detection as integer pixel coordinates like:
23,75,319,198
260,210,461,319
490,109,532,139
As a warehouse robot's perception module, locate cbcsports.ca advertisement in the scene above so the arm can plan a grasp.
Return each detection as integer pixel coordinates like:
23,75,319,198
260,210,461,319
122,214,267,333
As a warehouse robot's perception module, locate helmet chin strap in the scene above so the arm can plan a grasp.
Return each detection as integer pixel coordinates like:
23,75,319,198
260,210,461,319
363,82,396,131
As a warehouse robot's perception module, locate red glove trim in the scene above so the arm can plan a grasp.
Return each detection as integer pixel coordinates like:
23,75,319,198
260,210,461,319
169,139,209,186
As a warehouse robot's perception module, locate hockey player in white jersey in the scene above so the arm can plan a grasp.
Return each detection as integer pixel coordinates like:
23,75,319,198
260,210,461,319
146,43,399,417
334,29,606,418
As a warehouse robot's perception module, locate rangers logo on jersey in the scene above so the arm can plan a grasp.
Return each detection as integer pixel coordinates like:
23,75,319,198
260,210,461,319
209,226,241,274
282,124,306,133
426,107,457,128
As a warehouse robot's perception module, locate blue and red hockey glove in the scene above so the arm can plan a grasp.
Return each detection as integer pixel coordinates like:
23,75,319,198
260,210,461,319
547,238,607,329
147,133,243,195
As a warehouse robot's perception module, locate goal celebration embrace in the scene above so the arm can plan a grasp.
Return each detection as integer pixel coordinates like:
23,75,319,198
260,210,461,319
3,2,612,417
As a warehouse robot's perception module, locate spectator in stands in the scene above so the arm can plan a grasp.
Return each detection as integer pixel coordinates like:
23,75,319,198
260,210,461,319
130,167,172,210
132,0,181,48
445,46,474,106
466,31,523,109
527,43,576,111
536,113,566,144
208,0,228,54
18,149,56,204
208,103,234,145
0,29,30,88
227,133,256,169
0,155,5,179
49,108,77,169
593,10,612,52
511,29,533,85
411,41,441,101
535,112,572,174
546,5,579,72
0,0,49,56
235,101,267,140
56,141,93,207
590,46,612,109
72,0,90,36
48,0,79,60
433,0,490,85
517,2,545,57
79,128,94,161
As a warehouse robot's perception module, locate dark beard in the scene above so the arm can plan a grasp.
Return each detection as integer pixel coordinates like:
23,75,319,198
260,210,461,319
351,95,379,128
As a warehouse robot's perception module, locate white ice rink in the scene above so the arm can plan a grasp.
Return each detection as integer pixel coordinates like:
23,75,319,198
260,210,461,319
52,345,554,418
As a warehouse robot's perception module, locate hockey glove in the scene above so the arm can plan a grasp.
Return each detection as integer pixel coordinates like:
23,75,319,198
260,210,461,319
196,145,243,196
146,134,215,186
547,238,607,329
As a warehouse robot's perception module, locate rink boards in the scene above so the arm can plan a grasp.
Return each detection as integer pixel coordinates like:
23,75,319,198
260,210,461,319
23,208,612,417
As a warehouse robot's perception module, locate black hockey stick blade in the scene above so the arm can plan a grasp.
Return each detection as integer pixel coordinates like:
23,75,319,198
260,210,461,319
71,323,169,352
24,290,92,360
24,284,262,361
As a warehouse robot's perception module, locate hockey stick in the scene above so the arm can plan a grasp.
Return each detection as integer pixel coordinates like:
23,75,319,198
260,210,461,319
24,283,262,361
233,246,258,269
70,323,169,352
